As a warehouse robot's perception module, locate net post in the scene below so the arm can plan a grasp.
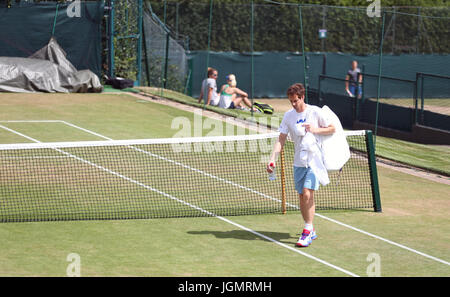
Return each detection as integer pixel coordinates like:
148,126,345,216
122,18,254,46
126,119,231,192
280,148,287,215
365,130,382,212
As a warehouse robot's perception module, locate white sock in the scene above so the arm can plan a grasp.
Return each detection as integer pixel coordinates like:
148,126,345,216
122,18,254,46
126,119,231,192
304,223,313,231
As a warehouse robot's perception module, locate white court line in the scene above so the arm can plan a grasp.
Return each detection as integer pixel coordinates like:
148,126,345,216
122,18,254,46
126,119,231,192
60,121,114,141
0,123,359,277
59,120,450,268
0,120,62,123
0,124,42,143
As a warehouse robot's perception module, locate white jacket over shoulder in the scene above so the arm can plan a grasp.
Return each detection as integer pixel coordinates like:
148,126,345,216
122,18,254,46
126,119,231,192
319,105,350,171
300,132,330,186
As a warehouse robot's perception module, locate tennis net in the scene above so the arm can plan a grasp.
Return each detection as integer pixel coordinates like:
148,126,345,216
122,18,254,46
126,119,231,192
0,130,380,222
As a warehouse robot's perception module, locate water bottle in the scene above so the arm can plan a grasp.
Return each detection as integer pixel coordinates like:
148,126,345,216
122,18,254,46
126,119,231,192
268,162,276,181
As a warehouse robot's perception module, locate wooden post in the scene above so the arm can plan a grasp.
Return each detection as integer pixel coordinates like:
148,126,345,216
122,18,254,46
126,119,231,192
280,149,287,214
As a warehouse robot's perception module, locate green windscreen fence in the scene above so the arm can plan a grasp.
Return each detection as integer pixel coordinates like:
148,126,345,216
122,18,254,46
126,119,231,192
151,2,448,95
187,51,305,99
187,52,450,99
150,2,385,100
0,1,104,77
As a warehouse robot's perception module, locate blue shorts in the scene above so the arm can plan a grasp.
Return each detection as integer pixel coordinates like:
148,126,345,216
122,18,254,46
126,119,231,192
293,166,319,194
349,85,362,97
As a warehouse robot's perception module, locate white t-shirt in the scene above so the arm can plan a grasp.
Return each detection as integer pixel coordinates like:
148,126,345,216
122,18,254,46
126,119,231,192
219,93,233,108
201,78,220,106
279,105,331,167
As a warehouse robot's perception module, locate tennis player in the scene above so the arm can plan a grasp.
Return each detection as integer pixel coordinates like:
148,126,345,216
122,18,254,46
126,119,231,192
267,83,335,247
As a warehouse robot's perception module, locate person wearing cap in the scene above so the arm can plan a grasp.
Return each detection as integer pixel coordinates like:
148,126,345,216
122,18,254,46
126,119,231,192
218,74,256,111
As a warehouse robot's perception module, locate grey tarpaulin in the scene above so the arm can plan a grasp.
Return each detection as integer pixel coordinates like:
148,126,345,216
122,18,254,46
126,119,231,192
0,37,102,93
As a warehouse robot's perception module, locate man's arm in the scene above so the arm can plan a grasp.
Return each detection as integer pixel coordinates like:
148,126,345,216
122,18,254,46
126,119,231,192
198,88,204,103
357,72,363,99
267,133,288,173
304,124,335,135
207,87,213,105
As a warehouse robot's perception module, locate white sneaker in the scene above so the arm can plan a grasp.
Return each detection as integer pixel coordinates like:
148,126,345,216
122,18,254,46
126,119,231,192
296,229,317,247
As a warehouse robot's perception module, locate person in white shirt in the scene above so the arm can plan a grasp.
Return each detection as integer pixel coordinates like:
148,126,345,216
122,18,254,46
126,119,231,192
267,83,335,247
198,67,220,106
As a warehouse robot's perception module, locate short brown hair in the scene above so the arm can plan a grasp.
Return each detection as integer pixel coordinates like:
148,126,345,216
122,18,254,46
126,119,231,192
286,83,305,98
207,67,218,77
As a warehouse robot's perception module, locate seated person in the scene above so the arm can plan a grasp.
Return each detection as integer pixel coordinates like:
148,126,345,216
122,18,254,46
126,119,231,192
198,67,220,106
218,74,256,111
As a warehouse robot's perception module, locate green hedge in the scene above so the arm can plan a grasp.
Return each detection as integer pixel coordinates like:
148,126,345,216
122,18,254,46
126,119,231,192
149,0,449,54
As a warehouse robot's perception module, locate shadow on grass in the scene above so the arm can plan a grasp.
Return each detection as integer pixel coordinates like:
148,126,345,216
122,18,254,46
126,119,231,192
187,230,293,243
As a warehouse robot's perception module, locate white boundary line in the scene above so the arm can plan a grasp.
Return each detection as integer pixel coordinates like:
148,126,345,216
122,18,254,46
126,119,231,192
0,120,62,123
0,124,42,143
0,122,359,277
314,213,450,266
1,120,449,268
